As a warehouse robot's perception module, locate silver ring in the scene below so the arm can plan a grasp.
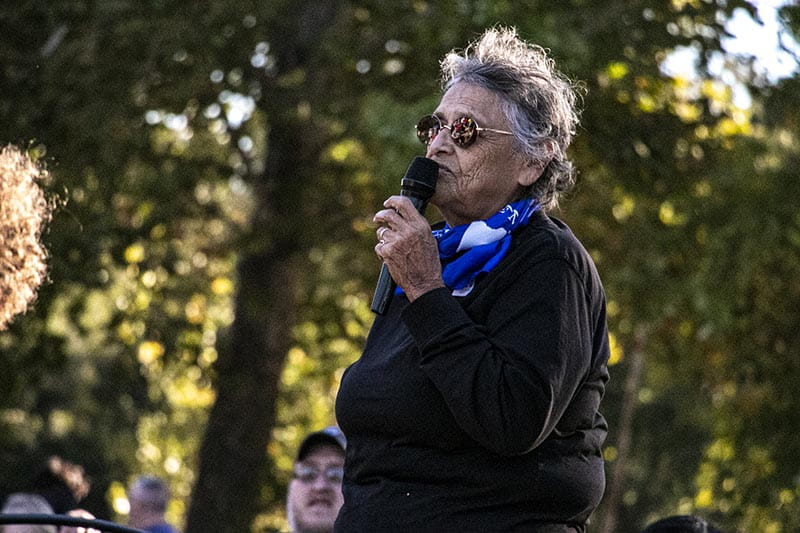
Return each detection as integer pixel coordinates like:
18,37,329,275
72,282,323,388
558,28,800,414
378,239,385,246
378,226,388,239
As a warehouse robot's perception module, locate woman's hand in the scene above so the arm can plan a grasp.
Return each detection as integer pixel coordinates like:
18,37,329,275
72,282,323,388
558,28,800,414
374,195,445,302
59,509,100,533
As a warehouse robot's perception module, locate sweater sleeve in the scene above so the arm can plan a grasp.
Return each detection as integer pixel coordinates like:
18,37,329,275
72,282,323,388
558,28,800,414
401,258,595,456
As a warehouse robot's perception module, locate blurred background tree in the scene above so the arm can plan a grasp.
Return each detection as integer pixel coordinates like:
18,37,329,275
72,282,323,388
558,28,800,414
1,0,797,531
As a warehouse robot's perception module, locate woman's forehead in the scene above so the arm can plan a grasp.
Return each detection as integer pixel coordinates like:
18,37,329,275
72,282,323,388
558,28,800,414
436,82,506,124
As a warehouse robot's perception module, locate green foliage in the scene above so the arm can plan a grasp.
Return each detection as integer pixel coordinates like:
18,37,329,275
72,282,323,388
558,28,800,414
1,0,798,532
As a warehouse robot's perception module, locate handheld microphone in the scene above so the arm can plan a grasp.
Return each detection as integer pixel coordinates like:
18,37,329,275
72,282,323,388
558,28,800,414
370,156,439,315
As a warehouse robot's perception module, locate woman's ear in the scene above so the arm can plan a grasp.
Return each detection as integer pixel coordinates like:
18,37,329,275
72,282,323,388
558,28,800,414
517,164,542,187
517,139,555,187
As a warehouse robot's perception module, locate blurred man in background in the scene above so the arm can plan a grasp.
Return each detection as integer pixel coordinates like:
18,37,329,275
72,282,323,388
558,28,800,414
286,427,345,533
127,476,178,533
1,456,97,533
0,492,56,533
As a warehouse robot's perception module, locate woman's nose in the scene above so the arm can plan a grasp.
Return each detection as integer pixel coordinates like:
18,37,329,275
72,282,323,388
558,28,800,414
425,127,452,158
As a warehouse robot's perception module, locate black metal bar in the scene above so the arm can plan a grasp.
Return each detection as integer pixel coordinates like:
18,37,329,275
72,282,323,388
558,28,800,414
0,513,146,533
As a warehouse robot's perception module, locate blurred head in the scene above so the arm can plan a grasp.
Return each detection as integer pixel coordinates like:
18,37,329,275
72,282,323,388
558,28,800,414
31,456,90,514
431,26,581,213
286,427,346,533
127,476,170,528
0,493,56,533
0,144,54,330
642,514,724,533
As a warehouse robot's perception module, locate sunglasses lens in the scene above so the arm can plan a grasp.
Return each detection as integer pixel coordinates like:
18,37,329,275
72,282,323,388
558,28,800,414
416,115,442,145
451,117,477,147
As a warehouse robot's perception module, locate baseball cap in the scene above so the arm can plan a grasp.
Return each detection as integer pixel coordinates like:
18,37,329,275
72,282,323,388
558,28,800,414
296,426,346,461
641,515,723,533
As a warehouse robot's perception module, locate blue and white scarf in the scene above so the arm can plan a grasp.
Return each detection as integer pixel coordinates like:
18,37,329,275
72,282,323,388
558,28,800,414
399,198,540,298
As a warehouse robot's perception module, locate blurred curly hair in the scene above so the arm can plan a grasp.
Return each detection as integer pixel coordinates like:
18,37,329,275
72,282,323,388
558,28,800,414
0,144,54,330
31,455,91,512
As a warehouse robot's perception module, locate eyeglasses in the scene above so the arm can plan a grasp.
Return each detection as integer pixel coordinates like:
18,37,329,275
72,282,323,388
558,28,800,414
416,115,513,148
293,464,344,484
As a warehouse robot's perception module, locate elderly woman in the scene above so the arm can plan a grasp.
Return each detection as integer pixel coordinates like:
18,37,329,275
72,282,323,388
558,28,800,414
335,26,610,532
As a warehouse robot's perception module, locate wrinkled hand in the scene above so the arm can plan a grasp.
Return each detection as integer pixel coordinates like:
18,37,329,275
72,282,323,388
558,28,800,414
374,195,445,302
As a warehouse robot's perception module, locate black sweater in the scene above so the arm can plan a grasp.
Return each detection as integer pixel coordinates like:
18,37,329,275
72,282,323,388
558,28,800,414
335,211,610,532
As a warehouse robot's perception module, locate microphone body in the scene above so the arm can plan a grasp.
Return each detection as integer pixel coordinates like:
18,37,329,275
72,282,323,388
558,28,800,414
370,157,439,315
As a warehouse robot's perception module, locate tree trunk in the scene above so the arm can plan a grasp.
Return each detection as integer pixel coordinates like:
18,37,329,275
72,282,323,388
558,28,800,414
185,2,340,531
598,325,648,533
185,251,299,533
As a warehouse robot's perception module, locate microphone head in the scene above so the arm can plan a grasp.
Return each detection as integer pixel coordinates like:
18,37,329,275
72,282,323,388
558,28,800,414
401,156,438,200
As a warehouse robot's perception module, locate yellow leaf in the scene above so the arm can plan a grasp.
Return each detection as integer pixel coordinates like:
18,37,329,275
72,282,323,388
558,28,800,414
673,101,702,123
636,93,657,113
185,295,206,324
109,482,130,515
606,62,629,80
612,195,635,222
138,341,165,365
124,243,146,264
211,276,234,296
659,201,686,226
117,321,136,345
695,488,713,508
328,139,364,163
604,445,618,462
608,333,624,365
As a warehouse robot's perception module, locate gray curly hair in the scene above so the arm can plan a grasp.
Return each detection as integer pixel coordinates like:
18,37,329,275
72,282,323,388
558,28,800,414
440,26,581,210
0,144,54,330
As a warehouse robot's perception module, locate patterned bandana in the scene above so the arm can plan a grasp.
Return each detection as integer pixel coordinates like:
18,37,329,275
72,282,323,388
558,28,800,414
398,198,540,298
